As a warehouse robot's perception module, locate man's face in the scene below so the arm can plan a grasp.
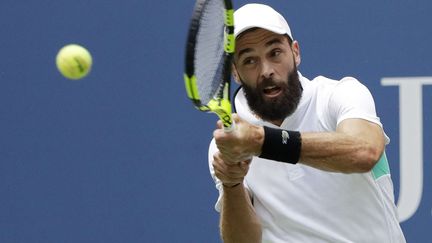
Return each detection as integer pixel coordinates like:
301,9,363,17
233,28,303,123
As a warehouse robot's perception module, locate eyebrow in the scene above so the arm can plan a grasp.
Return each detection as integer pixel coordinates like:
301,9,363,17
265,38,283,47
236,37,284,60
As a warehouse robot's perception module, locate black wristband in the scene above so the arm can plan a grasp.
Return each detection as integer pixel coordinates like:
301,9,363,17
258,126,302,164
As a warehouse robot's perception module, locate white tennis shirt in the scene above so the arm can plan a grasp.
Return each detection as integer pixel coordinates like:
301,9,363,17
208,74,406,242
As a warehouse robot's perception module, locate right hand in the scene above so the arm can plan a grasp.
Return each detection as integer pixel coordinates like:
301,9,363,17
213,114,264,163
212,151,251,188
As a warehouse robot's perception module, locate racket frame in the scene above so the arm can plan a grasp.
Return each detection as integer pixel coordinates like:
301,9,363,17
184,0,235,130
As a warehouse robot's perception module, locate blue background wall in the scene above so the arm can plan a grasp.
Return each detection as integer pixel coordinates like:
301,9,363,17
0,0,430,242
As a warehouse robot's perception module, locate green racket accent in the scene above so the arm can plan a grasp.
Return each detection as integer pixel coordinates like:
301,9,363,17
184,74,211,111
184,73,232,120
184,74,202,102
225,9,234,25
224,9,235,54
207,85,233,128
184,74,196,99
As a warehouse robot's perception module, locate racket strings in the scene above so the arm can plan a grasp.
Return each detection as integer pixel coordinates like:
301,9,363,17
195,0,226,105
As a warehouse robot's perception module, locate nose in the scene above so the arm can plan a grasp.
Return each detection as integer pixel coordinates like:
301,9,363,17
260,60,274,79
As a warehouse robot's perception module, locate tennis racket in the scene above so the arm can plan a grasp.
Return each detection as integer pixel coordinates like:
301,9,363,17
183,0,235,131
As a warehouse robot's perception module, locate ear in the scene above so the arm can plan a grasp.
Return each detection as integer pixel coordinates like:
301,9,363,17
291,41,301,66
232,63,241,85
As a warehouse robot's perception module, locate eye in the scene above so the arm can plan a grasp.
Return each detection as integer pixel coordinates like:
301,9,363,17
242,57,256,65
270,49,282,57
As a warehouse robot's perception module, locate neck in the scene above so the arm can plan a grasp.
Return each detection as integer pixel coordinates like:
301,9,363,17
269,119,283,127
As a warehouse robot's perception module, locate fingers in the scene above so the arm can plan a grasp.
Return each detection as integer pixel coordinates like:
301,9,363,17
212,152,250,185
232,113,240,123
213,113,256,163
220,152,251,165
216,119,223,129
213,164,247,185
213,120,226,141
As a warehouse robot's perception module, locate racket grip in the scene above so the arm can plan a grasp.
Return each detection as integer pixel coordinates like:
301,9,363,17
223,118,236,133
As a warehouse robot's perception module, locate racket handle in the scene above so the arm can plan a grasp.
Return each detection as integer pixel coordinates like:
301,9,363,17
223,118,236,133
214,108,235,133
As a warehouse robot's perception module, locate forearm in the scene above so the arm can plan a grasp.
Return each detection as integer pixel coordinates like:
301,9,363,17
299,132,383,173
220,184,262,243
251,119,385,173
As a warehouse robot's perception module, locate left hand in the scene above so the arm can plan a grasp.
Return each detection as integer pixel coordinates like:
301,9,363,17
212,151,251,187
213,114,264,163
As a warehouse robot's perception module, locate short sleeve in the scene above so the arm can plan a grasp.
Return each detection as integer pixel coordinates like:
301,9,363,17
328,77,382,127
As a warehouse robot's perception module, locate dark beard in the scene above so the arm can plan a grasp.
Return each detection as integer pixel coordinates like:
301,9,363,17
241,67,303,122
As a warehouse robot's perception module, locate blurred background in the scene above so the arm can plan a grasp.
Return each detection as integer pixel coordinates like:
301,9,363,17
0,0,430,242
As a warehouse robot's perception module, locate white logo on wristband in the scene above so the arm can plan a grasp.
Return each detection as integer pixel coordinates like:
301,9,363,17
282,130,289,144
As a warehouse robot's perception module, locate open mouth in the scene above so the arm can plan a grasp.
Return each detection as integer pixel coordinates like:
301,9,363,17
263,85,282,98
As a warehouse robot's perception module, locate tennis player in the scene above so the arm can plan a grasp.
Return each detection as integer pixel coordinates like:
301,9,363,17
208,3,406,242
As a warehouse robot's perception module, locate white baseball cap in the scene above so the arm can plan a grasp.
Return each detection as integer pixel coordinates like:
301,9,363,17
234,3,293,40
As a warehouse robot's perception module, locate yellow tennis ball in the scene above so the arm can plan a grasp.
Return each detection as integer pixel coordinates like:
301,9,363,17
56,44,92,80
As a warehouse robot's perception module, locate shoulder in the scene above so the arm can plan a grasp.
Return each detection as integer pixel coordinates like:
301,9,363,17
335,76,370,91
311,76,366,90
309,75,378,127
311,76,372,102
